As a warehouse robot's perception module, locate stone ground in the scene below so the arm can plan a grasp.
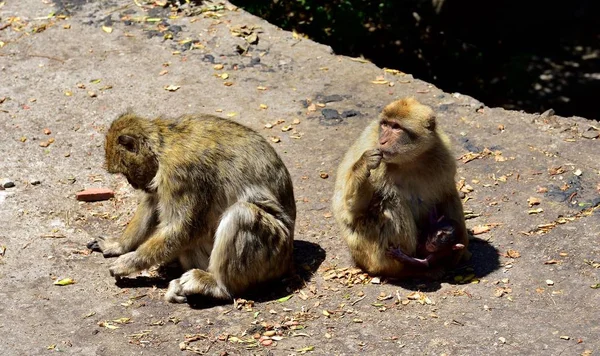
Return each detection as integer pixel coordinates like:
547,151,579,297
0,1,599,355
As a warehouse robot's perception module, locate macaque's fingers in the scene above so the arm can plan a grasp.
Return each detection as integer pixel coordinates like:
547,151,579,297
363,149,383,171
452,243,465,250
86,238,102,252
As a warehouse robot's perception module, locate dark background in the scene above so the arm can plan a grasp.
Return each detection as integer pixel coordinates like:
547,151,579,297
232,0,600,120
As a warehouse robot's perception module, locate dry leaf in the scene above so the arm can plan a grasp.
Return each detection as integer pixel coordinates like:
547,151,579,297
505,249,521,258
528,208,544,214
164,85,180,92
527,197,541,207
101,25,113,33
472,225,491,235
54,278,75,286
213,64,224,70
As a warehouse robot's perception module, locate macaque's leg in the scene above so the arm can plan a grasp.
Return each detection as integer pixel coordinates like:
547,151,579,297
165,198,293,303
386,246,430,268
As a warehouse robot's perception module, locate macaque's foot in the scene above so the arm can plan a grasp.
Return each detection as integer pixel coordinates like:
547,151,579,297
165,278,187,304
87,236,128,258
109,251,140,277
363,149,383,171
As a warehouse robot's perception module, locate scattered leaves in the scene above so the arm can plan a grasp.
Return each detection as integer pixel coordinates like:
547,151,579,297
39,138,55,147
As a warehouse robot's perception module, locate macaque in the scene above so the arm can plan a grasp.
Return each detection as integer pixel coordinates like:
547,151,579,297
87,113,296,303
387,215,465,269
332,97,470,278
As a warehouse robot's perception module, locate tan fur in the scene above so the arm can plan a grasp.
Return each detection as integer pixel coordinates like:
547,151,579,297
332,97,469,278
93,113,296,303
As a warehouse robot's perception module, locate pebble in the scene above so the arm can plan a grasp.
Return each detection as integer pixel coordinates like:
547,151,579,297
1,179,15,188
76,187,115,202
321,109,341,120
582,128,599,139
30,179,41,186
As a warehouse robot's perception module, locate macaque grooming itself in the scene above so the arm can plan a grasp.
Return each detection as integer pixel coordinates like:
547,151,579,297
332,97,470,278
387,215,465,269
87,113,296,303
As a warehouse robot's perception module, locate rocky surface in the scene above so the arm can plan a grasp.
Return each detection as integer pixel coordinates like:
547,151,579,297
0,1,598,355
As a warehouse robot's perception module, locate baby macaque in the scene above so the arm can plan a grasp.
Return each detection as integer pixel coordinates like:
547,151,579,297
387,215,465,269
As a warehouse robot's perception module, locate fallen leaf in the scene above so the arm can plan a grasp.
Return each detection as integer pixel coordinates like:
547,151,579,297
54,278,75,286
527,197,541,207
101,25,113,33
277,294,293,303
505,249,521,258
546,280,554,286
259,104,268,110
270,136,281,143
220,73,229,80
544,259,560,265
590,284,600,289
472,225,491,235
43,128,51,135
257,86,267,90
164,85,180,92
528,208,544,214
319,172,329,179
296,346,314,353
213,64,224,70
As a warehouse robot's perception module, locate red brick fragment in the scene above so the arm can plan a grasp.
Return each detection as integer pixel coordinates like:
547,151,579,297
76,188,114,202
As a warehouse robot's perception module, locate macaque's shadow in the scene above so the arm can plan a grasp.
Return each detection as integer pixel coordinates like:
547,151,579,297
390,237,501,292
114,239,326,309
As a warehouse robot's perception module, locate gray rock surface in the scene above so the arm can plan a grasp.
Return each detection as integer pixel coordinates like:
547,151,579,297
0,1,598,355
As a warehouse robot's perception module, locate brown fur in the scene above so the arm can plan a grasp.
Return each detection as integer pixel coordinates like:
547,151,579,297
332,97,470,278
90,113,296,303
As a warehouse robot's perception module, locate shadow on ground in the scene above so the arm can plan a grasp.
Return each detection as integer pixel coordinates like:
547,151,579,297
390,236,500,292
106,239,326,309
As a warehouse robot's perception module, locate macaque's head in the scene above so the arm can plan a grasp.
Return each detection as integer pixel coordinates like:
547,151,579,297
105,113,159,191
424,217,460,253
378,97,438,164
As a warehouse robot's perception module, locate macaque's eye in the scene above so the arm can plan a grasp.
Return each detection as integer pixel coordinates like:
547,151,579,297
391,122,402,131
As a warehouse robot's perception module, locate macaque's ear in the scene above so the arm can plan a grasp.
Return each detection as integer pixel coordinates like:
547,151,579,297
425,114,436,131
118,134,137,153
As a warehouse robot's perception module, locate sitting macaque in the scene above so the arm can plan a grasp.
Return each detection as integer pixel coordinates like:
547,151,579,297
332,97,470,278
87,112,296,303
387,215,465,269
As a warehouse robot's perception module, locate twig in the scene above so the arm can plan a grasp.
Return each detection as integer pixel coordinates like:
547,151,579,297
350,295,366,306
26,54,65,63
40,234,66,238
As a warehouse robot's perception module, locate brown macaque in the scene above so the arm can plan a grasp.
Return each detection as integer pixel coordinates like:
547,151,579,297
387,215,465,269
87,113,296,303
332,97,470,278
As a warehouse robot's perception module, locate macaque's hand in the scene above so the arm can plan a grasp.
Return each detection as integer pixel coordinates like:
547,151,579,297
87,236,128,258
362,149,383,171
109,251,140,277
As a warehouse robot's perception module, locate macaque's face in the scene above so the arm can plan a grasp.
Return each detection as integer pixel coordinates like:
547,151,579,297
377,100,437,164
